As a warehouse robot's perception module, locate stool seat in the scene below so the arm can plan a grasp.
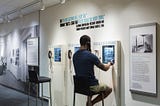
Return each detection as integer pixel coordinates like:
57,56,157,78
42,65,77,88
38,76,51,83
73,75,104,106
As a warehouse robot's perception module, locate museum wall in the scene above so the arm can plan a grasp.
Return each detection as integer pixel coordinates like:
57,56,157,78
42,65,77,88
0,11,39,92
0,37,5,57
40,0,160,106
0,0,160,106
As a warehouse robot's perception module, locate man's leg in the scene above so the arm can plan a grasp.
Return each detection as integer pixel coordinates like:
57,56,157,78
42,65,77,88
86,96,93,106
91,87,112,105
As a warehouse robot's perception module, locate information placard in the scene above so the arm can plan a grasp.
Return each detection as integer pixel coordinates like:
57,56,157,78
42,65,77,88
129,23,157,96
27,37,39,66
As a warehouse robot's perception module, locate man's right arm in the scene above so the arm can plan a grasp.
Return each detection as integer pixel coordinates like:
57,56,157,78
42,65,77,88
96,62,112,71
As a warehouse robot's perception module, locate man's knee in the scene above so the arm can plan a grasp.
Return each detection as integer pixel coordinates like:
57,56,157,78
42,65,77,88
103,87,112,97
108,87,112,93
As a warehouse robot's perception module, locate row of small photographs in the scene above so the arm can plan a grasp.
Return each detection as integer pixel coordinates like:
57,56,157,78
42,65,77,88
76,20,104,27
10,57,19,66
76,24,104,31
60,20,78,27
60,19,78,23
60,19,63,23
60,20,104,27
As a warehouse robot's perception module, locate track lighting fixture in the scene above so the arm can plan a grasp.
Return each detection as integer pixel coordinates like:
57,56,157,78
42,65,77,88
40,0,45,11
0,17,4,23
0,0,68,24
6,15,11,23
60,0,65,4
0,0,42,24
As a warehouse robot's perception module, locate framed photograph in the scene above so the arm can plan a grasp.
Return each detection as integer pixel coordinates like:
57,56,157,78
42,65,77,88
129,22,157,96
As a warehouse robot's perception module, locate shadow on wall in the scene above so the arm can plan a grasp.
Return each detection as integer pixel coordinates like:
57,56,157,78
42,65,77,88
121,43,125,106
131,23,160,105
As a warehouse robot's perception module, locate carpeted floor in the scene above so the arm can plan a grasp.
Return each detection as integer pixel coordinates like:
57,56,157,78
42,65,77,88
0,85,48,106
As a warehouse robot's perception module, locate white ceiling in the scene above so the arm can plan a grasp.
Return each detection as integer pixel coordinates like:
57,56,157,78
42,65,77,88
0,0,61,23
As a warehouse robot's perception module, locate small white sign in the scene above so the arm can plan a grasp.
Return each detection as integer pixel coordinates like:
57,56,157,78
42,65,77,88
27,37,39,66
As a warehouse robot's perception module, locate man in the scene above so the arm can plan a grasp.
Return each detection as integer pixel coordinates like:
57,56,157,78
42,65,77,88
73,35,113,106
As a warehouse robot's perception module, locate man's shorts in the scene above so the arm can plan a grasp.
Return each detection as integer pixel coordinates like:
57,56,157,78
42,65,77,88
90,83,110,93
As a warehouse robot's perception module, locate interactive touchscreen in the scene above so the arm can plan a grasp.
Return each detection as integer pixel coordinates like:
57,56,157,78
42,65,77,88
74,47,80,53
54,48,61,62
102,45,115,64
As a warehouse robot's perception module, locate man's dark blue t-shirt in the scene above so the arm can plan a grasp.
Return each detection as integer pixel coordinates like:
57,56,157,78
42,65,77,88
73,49,100,86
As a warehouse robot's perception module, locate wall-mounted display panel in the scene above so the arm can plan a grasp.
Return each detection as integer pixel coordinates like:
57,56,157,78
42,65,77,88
129,22,157,96
74,47,80,53
54,48,61,62
93,41,121,106
102,45,115,64
52,45,66,64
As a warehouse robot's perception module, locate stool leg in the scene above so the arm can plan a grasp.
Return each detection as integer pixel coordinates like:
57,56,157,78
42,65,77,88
36,84,38,106
73,92,75,106
28,82,30,106
101,93,104,106
49,82,52,106
87,96,92,106
41,83,43,106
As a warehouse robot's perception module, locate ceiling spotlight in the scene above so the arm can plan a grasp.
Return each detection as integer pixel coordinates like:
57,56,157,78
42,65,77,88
1,16,6,24
18,9,23,18
0,18,3,23
5,15,11,23
7,16,11,23
40,0,45,11
60,0,65,4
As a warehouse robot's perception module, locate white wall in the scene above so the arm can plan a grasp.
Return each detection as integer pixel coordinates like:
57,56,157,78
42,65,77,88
0,37,5,58
40,0,160,106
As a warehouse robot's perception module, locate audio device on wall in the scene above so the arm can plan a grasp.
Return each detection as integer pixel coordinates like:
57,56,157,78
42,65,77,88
48,50,53,59
48,49,54,73
68,50,72,59
86,41,91,52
